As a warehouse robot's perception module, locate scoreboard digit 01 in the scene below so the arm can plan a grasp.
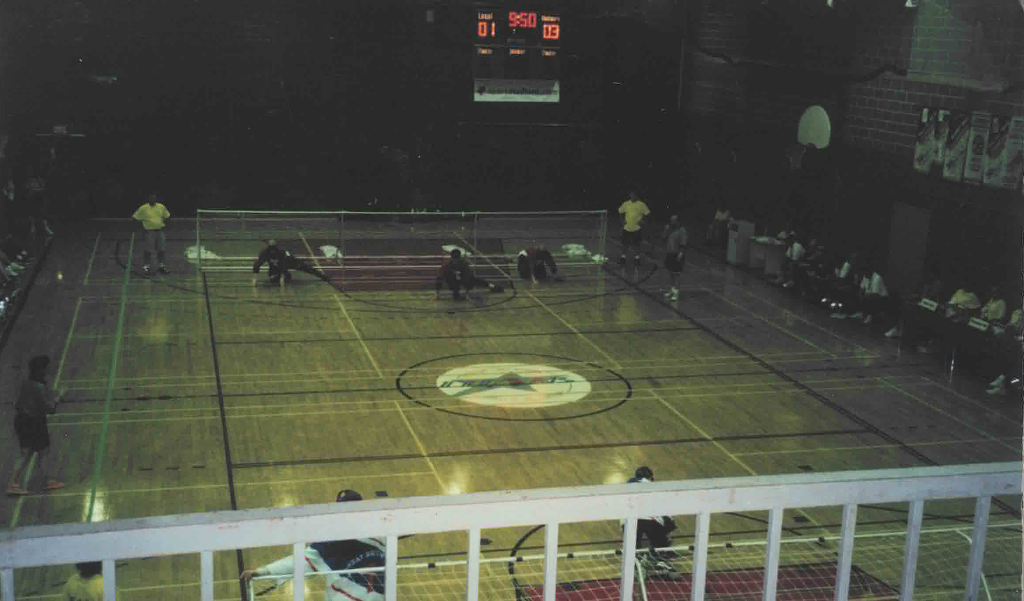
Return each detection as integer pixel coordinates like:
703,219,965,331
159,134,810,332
473,9,560,103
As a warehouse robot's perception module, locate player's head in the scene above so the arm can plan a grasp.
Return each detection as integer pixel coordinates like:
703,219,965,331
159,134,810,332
628,191,639,202
28,355,50,377
147,192,158,205
450,248,462,259
337,489,363,502
635,466,654,481
266,239,278,248
75,561,103,578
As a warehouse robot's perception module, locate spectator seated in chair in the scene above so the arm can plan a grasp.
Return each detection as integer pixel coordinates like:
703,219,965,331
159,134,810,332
828,252,862,319
985,302,1021,398
848,263,890,325
772,231,805,287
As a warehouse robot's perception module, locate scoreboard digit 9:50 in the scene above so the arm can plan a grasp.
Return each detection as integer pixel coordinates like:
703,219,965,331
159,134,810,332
473,9,561,103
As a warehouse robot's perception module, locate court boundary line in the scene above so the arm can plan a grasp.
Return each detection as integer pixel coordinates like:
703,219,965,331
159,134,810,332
86,233,134,523
299,231,383,378
201,271,248,599
82,231,102,285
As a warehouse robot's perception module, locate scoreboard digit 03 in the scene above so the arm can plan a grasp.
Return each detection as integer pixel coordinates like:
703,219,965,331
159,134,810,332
473,9,560,103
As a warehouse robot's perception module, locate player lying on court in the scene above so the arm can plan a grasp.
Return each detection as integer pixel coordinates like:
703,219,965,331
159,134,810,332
252,239,332,286
434,248,504,300
241,489,386,601
517,244,564,284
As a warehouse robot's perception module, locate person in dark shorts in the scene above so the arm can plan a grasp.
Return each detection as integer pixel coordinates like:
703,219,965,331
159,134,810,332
618,191,650,270
434,248,503,300
517,244,562,284
252,239,332,286
663,215,687,301
7,355,65,496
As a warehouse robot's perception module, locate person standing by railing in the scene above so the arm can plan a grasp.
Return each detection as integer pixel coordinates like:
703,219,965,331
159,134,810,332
63,561,105,601
240,489,386,601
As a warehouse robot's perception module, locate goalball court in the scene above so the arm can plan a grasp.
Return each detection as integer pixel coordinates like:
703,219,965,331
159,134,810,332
0,211,1020,601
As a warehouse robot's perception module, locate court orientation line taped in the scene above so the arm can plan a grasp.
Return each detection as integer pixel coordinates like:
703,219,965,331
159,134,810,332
299,231,383,378
81,231,102,285
87,233,134,523
454,232,623,369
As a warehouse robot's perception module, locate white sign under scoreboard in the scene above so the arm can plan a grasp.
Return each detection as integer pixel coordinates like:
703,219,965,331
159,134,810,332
473,78,559,103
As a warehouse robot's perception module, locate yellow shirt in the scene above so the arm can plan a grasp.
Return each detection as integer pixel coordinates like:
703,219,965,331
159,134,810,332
64,574,105,601
132,203,170,230
618,200,650,232
980,298,1006,322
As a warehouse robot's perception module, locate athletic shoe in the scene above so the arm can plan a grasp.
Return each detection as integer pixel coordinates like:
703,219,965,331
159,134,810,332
490,284,504,293
144,265,151,274
884,327,900,338
830,313,847,319
670,290,679,301
850,312,864,320
6,483,28,496
158,265,169,274
44,480,64,491
916,344,934,354
987,384,1007,397
664,290,673,298
989,375,1005,388
863,314,872,324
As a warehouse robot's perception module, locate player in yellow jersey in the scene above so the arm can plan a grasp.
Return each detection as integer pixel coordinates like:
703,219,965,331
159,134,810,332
618,191,650,270
131,192,171,274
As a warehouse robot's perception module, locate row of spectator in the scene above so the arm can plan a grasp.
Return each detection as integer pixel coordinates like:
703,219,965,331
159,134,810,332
704,208,1021,399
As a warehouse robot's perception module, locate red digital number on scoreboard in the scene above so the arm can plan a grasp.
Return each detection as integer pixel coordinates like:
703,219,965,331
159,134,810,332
508,11,538,29
542,23,559,40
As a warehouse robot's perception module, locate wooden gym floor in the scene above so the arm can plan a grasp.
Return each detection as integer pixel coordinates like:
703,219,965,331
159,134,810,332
1,218,1020,600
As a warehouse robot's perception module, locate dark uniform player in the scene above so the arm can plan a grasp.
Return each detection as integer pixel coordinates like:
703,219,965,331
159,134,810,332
252,239,331,286
623,466,679,577
241,489,386,601
517,244,562,284
434,248,503,300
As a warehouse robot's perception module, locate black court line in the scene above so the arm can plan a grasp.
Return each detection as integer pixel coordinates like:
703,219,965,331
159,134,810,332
213,325,705,345
201,272,248,601
605,263,1023,519
231,427,871,469
54,360,943,405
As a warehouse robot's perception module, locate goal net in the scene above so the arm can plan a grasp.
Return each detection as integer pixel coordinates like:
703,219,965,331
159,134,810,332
245,521,1021,601
193,210,608,292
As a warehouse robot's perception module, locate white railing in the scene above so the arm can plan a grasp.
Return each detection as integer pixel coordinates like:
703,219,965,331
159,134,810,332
1,462,1019,601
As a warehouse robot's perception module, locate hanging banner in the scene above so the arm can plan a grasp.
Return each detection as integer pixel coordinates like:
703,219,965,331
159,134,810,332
931,108,951,177
912,107,935,174
982,114,1013,188
963,111,991,184
942,111,970,182
992,116,1024,191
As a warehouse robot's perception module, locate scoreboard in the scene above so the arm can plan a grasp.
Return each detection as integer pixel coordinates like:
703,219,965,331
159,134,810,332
473,9,560,103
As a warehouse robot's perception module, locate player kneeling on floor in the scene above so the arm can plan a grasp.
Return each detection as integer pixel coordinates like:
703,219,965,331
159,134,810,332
435,248,503,300
622,466,680,578
252,239,331,286
241,489,386,601
517,244,563,284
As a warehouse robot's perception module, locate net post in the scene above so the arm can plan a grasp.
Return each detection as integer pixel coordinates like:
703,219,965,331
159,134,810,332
195,210,201,273
542,523,559,601
898,499,924,601
834,504,857,601
466,528,481,601
292,542,306,601
964,496,991,601
200,550,214,601
473,212,479,254
385,534,398,601
761,508,783,601
619,518,638,601
339,211,345,264
102,559,116,601
691,511,710,601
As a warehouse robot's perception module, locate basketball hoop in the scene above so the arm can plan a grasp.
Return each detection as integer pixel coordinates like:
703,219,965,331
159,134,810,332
786,144,807,170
